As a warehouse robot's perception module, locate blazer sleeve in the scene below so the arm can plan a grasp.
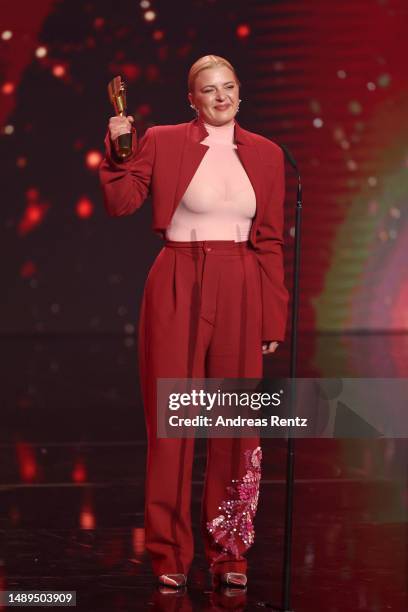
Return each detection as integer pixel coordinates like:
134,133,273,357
98,126,156,216
254,146,289,342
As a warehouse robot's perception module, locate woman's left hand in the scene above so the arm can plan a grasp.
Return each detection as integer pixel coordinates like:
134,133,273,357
262,340,279,355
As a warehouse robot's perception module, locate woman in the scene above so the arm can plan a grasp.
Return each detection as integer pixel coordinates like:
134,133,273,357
99,55,289,590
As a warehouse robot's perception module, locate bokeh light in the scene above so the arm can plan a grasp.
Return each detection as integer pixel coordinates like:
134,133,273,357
20,260,37,278
85,150,102,169
76,196,94,218
144,10,156,22
236,24,250,38
35,46,48,58
52,64,66,78
2,82,15,95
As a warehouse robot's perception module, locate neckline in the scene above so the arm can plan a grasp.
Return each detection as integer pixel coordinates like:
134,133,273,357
202,120,235,144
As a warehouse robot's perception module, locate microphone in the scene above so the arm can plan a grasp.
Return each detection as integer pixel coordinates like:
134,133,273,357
279,142,299,174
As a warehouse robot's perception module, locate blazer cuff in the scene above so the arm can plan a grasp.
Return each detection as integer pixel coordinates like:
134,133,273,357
103,127,137,167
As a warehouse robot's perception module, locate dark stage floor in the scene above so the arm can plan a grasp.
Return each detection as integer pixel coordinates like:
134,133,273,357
1,332,407,611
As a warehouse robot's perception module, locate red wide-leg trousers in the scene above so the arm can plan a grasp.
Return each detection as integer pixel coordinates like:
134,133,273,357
137,239,264,577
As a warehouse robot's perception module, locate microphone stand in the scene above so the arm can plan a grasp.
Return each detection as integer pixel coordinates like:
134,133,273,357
260,145,301,611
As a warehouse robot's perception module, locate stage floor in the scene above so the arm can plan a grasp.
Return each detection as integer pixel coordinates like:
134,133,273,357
1,332,407,611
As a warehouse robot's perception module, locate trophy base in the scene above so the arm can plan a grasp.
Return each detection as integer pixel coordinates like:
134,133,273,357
116,132,132,158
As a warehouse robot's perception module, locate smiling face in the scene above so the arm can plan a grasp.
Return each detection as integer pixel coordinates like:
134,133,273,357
188,65,240,126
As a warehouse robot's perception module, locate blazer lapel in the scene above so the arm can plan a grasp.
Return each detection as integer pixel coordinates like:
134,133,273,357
234,140,265,244
171,121,209,222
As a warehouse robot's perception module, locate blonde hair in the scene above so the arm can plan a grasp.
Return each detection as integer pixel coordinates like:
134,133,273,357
188,54,241,93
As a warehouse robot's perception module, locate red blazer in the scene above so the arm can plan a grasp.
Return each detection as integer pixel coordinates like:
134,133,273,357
99,115,289,342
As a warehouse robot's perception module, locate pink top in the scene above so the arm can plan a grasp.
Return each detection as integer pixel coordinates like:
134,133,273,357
165,119,257,242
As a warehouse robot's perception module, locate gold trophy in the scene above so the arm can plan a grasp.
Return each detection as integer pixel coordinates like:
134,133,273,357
107,75,132,159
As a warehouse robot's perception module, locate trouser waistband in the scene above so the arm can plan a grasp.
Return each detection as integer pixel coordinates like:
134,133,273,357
164,239,252,255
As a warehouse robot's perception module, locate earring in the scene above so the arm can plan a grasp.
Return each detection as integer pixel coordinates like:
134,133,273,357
237,98,242,113
190,104,199,116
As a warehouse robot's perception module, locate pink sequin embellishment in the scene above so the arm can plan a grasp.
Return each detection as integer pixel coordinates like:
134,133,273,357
206,446,262,563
